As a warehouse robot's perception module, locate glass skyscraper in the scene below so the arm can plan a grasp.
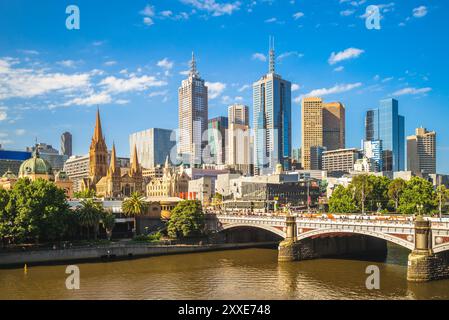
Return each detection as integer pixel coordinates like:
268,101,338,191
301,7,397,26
365,98,405,172
253,39,291,175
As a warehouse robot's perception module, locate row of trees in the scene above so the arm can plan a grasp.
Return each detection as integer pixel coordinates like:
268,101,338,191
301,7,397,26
328,175,449,215
0,178,206,245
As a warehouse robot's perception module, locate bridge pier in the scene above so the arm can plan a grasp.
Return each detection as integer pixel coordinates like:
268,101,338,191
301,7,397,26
407,217,449,282
278,216,300,262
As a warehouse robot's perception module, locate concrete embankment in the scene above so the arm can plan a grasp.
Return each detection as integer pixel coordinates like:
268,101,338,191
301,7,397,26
0,242,277,268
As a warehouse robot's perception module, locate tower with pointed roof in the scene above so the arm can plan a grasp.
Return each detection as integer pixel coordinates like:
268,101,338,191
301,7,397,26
89,108,109,187
178,52,208,167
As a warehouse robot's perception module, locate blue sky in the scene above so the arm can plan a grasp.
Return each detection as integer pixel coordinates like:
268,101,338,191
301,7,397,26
0,0,448,173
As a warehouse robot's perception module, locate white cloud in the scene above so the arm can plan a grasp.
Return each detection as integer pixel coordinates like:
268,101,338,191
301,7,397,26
413,6,427,18
57,60,77,68
0,110,7,121
15,129,26,136
238,84,250,92
141,5,155,26
179,70,190,76
328,47,364,65
104,60,117,66
180,0,241,16
340,9,355,16
0,58,91,100
277,51,303,61
252,53,267,62
205,81,226,99
265,17,277,23
160,10,173,17
291,83,301,91
149,90,169,97
334,66,344,72
392,87,432,96
65,92,112,106
18,49,39,55
304,82,362,97
157,58,174,70
293,12,304,20
100,75,167,94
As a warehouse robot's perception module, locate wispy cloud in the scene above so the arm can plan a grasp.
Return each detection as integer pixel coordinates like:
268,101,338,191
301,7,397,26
413,6,427,18
292,12,304,20
180,0,241,17
205,81,227,99
277,51,304,61
140,4,155,26
304,82,362,97
252,53,267,62
328,47,364,65
392,87,432,96
157,58,174,70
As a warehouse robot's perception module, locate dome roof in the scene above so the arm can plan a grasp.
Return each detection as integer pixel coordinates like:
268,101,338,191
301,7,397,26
19,149,53,176
2,169,17,180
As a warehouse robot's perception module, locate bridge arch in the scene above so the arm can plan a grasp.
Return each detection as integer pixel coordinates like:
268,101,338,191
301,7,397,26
297,228,415,251
219,223,286,239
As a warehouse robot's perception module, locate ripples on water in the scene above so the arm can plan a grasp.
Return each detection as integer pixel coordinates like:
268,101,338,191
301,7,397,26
1,244,449,300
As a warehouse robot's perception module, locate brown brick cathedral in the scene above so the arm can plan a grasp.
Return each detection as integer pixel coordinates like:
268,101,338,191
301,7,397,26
82,109,144,198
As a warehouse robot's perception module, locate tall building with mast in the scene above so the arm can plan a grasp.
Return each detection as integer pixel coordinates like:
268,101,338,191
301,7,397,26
253,37,292,175
178,53,208,167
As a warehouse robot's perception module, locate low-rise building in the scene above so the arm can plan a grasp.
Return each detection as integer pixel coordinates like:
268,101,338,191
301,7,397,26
323,148,362,177
188,176,213,204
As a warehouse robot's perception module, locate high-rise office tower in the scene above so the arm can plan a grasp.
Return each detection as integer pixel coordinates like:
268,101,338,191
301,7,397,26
208,116,228,165
129,128,176,169
407,127,436,175
60,132,72,157
253,38,292,174
365,98,405,172
301,97,323,170
178,53,208,166
228,104,249,126
323,102,345,151
227,104,251,174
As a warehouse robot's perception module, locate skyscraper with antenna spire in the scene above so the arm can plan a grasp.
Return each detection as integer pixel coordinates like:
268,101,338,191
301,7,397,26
178,52,208,166
253,37,292,174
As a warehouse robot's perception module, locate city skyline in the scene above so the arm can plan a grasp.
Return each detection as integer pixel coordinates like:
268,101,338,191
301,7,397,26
0,0,448,173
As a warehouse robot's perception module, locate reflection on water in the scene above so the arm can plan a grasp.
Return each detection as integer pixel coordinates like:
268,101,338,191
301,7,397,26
1,244,449,300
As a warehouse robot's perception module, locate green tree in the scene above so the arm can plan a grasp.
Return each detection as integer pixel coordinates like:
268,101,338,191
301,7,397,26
122,192,148,235
6,178,70,243
167,200,205,239
436,185,449,218
101,211,116,241
351,175,373,214
388,178,406,212
0,188,12,246
73,189,96,199
398,177,437,215
328,185,358,213
366,175,391,212
76,198,103,240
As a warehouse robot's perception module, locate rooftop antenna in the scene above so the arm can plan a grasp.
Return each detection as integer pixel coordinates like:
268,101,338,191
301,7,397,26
269,36,275,74
190,51,199,77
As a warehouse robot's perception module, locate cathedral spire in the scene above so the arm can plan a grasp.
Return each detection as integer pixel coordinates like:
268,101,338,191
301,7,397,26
93,107,104,143
269,36,275,74
131,144,140,174
108,142,118,175
189,51,199,77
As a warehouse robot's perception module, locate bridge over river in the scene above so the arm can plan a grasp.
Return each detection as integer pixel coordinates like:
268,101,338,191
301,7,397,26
205,213,449,282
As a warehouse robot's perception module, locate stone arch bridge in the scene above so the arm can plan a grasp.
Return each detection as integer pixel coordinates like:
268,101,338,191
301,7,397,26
205,214,449,282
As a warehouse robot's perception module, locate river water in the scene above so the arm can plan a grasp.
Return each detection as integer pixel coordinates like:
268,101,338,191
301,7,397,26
1,244,448,300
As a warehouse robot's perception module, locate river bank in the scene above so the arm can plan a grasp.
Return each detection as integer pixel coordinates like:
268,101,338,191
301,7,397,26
0,241,278,268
